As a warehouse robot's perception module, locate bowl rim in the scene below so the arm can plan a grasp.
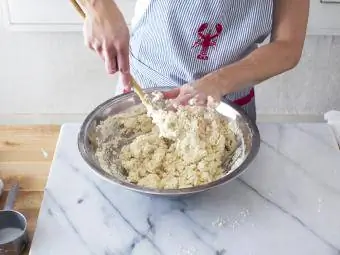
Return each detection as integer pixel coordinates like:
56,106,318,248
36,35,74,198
78,86,260,196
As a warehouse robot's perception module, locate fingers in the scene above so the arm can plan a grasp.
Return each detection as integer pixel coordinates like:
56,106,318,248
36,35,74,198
82,14,131,78
86,40,106,62
86,37,118,74
102,44,118,74
191,94,207,106
167,84,208,107
87,38,132,94
92,43,104,60
174,94,207,107
163,85,200,107
172,84,197,106
163,88,180,99
174,93,193,106
123,87,131,94
116,45,131,91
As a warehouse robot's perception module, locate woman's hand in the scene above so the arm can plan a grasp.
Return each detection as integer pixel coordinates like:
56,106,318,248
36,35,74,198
83,0,131,91
163,77,224,106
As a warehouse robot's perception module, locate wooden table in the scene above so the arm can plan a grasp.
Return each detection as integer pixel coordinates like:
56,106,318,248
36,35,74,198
0,125,60,254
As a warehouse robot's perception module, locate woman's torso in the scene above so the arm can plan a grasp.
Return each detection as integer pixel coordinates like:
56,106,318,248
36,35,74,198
117,0,273,119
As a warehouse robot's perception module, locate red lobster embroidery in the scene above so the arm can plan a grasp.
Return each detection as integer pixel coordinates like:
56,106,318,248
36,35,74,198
192,23,223,60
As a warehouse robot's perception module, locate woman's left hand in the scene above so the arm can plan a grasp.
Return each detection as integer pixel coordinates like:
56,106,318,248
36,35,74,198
163,78,224,106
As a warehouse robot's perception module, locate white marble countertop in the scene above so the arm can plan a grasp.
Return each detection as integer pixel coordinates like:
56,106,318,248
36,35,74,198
30,123,340,255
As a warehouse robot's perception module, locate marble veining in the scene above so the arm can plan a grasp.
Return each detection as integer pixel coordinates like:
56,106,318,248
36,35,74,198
29,123,340,255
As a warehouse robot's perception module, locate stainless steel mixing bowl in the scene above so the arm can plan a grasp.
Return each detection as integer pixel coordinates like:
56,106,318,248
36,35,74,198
78,87,260,196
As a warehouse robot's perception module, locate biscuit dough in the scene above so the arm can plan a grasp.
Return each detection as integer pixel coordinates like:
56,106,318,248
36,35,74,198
95,93,237,189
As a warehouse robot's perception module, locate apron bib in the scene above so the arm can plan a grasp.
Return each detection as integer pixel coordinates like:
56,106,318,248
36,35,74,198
116,0,273,121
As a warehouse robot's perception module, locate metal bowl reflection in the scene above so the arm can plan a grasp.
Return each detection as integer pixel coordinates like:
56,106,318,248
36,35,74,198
78,87,260,196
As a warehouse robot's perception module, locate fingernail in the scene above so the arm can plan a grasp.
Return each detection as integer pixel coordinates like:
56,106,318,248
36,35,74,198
107,69,116,74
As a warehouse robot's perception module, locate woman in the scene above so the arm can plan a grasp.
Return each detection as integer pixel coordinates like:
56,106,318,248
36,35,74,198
77,0,309,121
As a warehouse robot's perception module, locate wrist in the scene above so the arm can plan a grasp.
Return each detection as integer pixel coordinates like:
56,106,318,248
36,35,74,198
79,0,118,18
205,67,242,96
199,71,230,98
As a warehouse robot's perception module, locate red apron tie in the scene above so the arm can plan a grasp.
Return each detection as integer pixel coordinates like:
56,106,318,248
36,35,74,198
232,88,255,106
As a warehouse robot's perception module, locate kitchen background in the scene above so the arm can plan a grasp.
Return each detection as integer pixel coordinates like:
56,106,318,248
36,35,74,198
0,0,339,124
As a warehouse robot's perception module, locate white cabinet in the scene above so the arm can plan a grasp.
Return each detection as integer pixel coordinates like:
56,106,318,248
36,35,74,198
308,0,340,35
1,0,136,32
1,0,340,35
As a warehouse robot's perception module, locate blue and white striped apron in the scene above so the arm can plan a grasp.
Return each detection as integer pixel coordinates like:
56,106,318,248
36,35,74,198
116,0,273,121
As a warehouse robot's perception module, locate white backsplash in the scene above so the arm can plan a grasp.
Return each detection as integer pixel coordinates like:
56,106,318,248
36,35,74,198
256,36,340,115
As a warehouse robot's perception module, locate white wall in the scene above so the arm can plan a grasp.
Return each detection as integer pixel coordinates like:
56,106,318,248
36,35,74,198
0,6,339,123
256,35,340,115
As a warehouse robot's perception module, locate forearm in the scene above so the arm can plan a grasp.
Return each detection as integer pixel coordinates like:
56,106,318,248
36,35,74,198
204,41,303,95
75,0,118,17
202,0,309,96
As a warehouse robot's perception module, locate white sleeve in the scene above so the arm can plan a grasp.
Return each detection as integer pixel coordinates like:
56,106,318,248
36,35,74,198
130,0,151,28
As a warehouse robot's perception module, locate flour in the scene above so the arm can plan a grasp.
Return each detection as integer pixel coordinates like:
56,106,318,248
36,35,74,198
0,227,23,244
212,216,227,228
178,245,197,255
317,197,323,213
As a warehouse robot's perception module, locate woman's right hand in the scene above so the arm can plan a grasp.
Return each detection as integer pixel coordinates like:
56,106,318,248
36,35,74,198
83,0,131,91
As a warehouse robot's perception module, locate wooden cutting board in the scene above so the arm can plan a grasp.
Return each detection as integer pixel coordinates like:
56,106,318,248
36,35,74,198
0,125,60,254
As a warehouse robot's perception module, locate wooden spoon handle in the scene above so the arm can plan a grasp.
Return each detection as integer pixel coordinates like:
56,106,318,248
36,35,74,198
130,77,150,106
69,0,86,18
